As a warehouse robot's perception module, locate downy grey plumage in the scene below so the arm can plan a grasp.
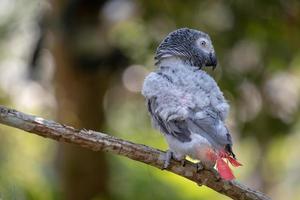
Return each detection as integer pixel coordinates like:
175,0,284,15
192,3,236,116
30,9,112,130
142,28,239,176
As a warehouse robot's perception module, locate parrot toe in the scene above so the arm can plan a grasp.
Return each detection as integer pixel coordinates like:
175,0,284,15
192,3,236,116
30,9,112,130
162,150,173,169
181,159,186,167
162,150,186,169
196,162,204,172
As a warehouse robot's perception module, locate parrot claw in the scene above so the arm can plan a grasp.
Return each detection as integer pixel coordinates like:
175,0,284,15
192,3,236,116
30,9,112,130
212,169,221,180
162,150,187,170
196,162,204,172
181,159,186,167
162,150,173,169
163,150,186,169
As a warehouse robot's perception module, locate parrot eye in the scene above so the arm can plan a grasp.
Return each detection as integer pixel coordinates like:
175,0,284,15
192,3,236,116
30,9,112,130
200,40,207,47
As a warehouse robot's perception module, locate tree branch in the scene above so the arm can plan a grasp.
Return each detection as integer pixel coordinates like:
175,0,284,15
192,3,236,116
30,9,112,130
0,105,271,200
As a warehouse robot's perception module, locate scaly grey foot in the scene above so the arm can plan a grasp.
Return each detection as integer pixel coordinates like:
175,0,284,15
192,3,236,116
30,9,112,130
211,169,221,180
195,162,220,180
181,159,186,167
196,162,204,172
163,150,173,169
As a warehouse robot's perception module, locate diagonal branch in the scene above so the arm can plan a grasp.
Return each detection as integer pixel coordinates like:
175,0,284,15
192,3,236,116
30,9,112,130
0,105,271,200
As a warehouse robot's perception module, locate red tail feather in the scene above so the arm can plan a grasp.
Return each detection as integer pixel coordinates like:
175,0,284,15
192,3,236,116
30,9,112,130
219,150,243,167
215,150,243,180
227,156,243,167
216,158,235,180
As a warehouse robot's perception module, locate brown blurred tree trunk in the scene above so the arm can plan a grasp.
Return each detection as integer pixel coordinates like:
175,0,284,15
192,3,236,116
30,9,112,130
49,0,127,199
53,50,110,200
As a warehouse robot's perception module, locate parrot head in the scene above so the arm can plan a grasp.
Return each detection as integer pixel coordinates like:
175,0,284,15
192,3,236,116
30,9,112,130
155,28,217,69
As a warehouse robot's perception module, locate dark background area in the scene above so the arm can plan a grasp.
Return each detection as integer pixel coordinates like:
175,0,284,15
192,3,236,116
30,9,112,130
0,0,299,199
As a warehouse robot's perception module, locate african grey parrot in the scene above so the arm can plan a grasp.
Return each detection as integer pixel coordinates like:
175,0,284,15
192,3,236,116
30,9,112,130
142,28,241,180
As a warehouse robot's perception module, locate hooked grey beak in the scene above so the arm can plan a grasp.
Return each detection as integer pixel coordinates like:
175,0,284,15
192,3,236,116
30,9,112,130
205,53,217,70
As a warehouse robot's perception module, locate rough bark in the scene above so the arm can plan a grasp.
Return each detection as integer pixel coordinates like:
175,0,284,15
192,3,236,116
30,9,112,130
0,105,271,200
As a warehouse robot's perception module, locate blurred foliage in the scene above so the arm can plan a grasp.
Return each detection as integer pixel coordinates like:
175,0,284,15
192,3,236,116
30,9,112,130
0,0,300,199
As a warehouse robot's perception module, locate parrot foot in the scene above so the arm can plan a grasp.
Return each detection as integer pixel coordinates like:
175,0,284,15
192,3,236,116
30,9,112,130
162,150,173,169
196,162,204,172
181,159,186,167
195,162,220,180
162,150,186,169
212,169,221,180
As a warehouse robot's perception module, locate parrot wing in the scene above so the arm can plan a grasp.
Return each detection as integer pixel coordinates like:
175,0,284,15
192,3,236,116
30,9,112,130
187,114,236,158
143,71,232,150
147,97,192,142
189,114,232,146
147,96,232,149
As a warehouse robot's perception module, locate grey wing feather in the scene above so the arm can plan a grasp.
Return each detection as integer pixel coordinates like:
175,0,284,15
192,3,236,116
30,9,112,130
187,114,235,156
188,116,231,146
147,97,233,147
147,97,235,157
147,98,192,142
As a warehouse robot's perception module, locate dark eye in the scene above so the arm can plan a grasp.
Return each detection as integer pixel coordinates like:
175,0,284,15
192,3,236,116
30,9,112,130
200,41,206,46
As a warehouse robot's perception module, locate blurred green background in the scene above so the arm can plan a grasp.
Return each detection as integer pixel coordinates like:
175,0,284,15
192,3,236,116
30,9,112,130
0,0,299,199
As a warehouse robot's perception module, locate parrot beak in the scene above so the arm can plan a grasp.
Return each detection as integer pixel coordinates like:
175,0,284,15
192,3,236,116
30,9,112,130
205,53,217,70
